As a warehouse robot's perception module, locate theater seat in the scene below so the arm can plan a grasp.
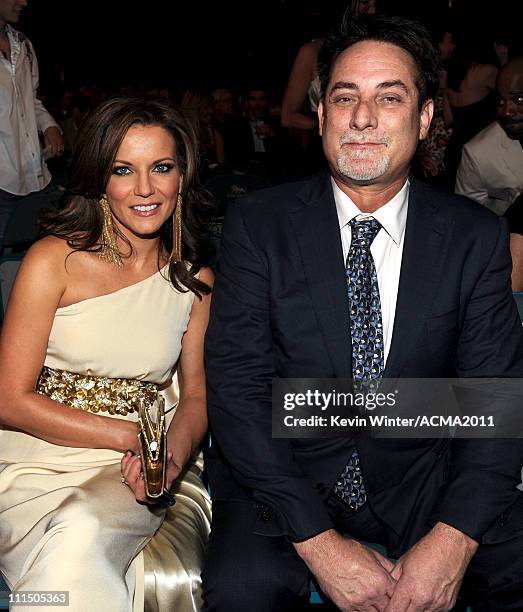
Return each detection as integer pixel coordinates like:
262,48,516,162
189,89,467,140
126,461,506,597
0,573,9,609
0,254,24,325
514,292,523,320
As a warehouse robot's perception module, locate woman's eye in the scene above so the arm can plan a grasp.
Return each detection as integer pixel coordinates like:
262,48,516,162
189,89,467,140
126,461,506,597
154,163,174,173
112,166,131,176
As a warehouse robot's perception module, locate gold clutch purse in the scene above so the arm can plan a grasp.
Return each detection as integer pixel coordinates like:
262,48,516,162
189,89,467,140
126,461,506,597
137,396,175,505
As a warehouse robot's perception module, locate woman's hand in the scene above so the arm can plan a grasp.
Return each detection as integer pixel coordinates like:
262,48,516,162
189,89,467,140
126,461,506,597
120,450,181,504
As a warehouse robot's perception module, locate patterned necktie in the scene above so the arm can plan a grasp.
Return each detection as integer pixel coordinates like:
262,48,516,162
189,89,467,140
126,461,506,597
333,217,384,510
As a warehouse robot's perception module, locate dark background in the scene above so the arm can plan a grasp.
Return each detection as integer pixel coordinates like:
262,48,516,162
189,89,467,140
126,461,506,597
17,0,521,101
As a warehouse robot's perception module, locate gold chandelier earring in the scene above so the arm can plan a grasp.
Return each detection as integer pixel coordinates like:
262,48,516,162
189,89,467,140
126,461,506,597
99,195,123,267
170,193,183,263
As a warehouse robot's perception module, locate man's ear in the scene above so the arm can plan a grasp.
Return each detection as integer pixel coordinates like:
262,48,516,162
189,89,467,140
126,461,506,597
419,98,434,141
318,100,325,136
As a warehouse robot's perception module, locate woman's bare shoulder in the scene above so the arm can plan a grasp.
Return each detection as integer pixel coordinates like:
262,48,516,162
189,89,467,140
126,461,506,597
24,238,111,301
5,238,75,316
22,236,75,275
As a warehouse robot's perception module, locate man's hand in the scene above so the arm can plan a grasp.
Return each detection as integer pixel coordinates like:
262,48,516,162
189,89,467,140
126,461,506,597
43,126,64,158
294,529,396,611
385,522,478,611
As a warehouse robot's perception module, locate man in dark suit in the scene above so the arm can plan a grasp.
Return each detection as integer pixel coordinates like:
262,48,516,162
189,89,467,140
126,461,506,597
203,15,523,612
223,85,286,181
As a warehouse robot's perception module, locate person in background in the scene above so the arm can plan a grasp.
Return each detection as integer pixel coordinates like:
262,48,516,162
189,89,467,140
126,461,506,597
0,97,213,611
281,0,378,130
225,85,285,181
281,0,378,176
455,56,523,215
444,33,499,184
59,93,93,168
0,0,64,254
413,20,455,186
181,88,226,179
210,87,237,162
211,88,235,129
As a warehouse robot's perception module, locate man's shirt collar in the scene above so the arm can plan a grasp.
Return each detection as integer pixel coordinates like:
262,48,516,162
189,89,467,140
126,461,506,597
331,176,409,246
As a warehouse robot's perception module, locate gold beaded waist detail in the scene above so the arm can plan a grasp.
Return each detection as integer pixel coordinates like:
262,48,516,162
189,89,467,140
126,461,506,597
36,366,159,416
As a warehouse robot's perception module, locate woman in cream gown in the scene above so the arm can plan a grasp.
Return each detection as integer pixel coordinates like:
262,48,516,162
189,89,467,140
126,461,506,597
0,98,213,611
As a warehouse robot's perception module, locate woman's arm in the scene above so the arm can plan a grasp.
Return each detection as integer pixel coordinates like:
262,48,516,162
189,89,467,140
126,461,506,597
0,238,139,452
510,233,523,292
281,41,320,131
167,266,213,469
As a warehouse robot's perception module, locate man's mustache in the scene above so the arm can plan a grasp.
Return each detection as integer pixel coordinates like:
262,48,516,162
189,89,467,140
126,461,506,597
339,134,390,145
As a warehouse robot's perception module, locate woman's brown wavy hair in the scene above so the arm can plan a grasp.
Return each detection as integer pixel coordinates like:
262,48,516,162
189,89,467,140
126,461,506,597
41,96,212,297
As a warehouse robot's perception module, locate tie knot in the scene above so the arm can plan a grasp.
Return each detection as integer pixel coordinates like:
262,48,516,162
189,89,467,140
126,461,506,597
349,218,381,248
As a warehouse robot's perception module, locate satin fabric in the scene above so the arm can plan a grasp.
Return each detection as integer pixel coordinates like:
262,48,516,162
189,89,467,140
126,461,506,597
0,268,211,611
143,453,211,612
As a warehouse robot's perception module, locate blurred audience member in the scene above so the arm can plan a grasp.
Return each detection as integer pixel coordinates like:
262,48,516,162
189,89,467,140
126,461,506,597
494,20,523,67
0,0,64,253
281,37,323,132
181,88,225,177
505,193,523,291
413,21,455,186
455,56,523,215
281,1,378,176
211,87,235,127
146,86,171,100
444,34,499,183
494,40,509,69
60,93,93,164
78,84,102,108
281,0,378,130
59,88,75,119
225,85,285,181
210,87,239,162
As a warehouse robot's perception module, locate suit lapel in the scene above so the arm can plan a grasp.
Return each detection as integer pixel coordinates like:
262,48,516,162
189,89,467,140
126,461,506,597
499,128,523,189
288,175,453,379
384,178,453,376
289,173,352,377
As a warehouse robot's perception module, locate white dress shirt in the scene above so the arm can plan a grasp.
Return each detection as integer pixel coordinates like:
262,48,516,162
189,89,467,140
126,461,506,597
0,25,58,195
249,121,267,153
332,177,409,364
455,121,523,216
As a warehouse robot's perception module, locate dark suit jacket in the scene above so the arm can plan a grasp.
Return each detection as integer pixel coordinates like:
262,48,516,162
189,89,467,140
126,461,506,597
223,116,280,163
204,171,523,556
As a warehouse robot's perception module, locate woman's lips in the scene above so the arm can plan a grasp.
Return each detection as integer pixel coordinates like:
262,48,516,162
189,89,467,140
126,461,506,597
130,203,161,217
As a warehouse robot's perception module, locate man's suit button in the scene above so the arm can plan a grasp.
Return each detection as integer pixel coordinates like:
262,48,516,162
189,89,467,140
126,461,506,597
498,512,508,526
316,482,327,495
255,503,273,521
261,507,273,521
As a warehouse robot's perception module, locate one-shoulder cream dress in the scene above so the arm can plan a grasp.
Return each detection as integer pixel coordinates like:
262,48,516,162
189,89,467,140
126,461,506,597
0,267,211,611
